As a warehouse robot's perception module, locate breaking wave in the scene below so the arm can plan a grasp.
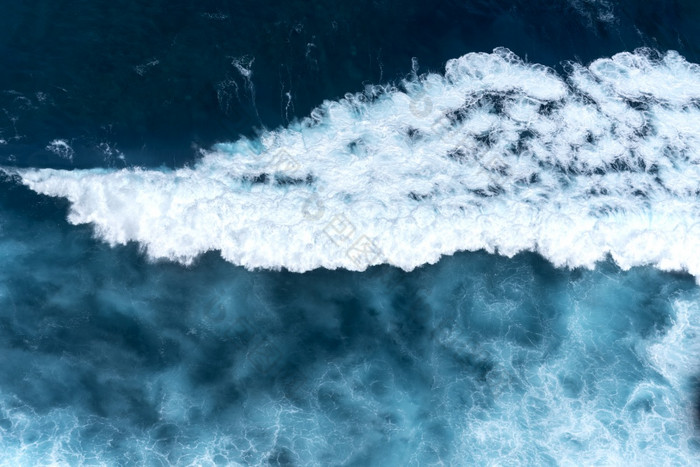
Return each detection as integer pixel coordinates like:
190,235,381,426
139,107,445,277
12,48,700,279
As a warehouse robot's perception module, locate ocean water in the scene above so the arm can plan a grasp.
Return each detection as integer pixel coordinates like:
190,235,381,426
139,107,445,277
2,1,700,465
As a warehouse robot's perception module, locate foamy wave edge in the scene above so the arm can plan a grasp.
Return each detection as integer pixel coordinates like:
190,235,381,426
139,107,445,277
11,48,700,280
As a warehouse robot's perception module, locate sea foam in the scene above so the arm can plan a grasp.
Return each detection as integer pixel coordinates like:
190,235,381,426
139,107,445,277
13,48,700,279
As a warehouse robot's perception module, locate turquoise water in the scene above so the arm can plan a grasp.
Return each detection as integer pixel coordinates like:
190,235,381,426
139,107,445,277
1,176,699,464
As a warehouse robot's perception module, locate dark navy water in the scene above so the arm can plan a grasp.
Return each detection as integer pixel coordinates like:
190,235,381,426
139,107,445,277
2,0,700,168
2,1,700,465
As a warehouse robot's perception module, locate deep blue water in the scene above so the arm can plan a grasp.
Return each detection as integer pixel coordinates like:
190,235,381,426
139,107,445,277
3,0,700,168
2,1,700,465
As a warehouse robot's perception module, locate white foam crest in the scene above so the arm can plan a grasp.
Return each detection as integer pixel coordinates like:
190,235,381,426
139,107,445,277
13,49,700,279
588,50,700,104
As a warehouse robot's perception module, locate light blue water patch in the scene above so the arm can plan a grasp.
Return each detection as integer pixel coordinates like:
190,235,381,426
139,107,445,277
0,178,698,465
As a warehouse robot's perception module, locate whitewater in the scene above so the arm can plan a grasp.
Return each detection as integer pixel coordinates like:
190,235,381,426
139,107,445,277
11,48,700,280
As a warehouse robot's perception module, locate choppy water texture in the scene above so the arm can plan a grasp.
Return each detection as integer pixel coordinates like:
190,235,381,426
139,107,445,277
2,0,700,465
1,183,700,464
